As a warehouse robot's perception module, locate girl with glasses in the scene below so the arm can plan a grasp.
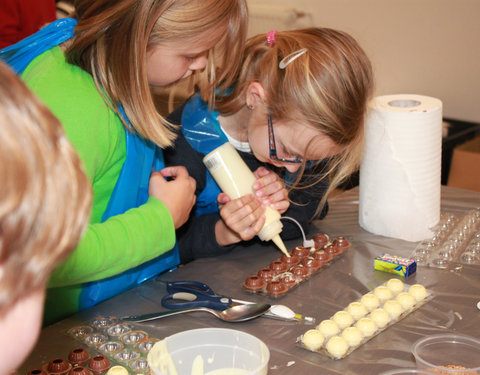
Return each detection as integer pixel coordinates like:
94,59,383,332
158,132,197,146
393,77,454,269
165,28,374,263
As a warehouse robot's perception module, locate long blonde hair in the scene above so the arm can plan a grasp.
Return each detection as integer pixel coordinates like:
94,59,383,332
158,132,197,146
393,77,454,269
67,0,248,148
216,28,374,215
0,62,91,315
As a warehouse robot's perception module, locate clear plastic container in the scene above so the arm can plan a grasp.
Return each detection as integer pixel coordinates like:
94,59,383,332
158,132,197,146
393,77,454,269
412,334,480,374
148,328,270,375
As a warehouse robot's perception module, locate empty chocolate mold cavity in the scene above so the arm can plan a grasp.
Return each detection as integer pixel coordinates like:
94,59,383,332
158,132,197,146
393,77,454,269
107,324,132,338
84,333,108,347
88,355,110,375
98,341,124,354
121,331,147,346
269,260,289,274
438,250,454,259
68,366,91,375
68,348,90,366
46,358,72,375
92,317,116,330
313,233,329,249
243,275,266,291
129,359,149,372
266,280,288,296
462,252,478,263
257,268,275,281
137,338,160,354
291,246,311,258
67,326,94,338
114,349,140,363
431,258,449,268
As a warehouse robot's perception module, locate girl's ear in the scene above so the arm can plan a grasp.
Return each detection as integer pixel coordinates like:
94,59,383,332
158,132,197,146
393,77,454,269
245,82,266,109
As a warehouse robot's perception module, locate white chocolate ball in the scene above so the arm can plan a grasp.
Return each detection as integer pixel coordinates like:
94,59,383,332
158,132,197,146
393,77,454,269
326,336,349,358
107,367,129,375
373,286,393,303
301,329,325,351
360,293,380,312
396,292,416,310
333,311,354,329
346,302,368,320
355,317,377,337
369,308,391,328
341,326,363,347
317,319,340,338
408,284,428,302
386,278,405,295
383,300,403,319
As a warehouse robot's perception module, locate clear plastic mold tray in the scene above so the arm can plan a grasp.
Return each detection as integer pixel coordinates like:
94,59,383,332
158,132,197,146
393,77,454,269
410,208,480,269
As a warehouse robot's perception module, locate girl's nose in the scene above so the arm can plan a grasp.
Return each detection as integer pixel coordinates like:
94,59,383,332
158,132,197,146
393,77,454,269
189,55,208,71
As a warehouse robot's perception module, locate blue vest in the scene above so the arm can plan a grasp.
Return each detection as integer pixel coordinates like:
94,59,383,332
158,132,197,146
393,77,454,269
181,94,228,216
0,18,179,310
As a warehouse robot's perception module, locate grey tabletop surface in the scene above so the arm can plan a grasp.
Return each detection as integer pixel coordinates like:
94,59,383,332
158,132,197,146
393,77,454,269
20,186,480,375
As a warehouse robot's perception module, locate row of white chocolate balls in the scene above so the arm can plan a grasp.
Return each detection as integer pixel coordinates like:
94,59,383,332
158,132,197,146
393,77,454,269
301,282,428,358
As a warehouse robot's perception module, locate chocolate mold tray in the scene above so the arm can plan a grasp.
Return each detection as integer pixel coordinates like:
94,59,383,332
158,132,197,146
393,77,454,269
27,316,159,375
411,208,480,269
297,279,432,359
243,233,350,298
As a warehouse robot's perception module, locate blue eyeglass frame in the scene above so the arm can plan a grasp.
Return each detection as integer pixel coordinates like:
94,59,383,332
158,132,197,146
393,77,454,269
267,113,303,164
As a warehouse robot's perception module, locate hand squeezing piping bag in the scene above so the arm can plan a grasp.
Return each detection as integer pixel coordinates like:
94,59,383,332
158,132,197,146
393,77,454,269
203,143,289,257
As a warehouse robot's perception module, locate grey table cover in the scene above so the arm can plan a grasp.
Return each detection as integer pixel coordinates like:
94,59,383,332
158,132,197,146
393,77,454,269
20,186,480,374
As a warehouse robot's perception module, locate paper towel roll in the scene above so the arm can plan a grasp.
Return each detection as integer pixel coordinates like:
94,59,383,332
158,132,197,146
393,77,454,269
359,94,442,242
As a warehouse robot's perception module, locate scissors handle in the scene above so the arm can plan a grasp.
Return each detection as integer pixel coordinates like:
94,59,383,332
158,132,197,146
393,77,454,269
165,280,214,295
161,292,231,310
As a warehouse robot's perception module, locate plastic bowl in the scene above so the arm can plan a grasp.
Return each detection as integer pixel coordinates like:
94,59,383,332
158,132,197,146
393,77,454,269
147,328,269,375
412,334,480,374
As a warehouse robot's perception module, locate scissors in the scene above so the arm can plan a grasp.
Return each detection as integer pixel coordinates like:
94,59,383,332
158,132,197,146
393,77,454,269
160,280,233,311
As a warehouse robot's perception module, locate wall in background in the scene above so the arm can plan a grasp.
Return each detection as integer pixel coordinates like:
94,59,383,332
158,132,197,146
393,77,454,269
247,0,480,122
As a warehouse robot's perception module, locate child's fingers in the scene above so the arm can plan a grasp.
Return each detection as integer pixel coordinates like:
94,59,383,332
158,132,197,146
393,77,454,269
238,214,266,241
220,195,266,240
271,200,290,214
217,193,231,205
253,166,270,179
159,165,190,179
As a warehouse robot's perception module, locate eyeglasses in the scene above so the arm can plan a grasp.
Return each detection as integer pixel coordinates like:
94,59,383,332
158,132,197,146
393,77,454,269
268,113,303,164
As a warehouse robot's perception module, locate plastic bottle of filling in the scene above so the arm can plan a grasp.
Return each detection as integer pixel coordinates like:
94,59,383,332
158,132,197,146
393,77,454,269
203,143,289,256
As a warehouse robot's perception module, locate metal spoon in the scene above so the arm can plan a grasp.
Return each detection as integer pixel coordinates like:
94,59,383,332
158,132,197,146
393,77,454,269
121,303,271,323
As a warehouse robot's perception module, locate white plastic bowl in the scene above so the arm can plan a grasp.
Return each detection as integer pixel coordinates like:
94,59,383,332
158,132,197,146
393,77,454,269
148,328,270,375
412,334,480,374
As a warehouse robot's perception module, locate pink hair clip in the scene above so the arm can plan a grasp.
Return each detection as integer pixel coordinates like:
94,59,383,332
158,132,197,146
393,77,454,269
266,30,277,46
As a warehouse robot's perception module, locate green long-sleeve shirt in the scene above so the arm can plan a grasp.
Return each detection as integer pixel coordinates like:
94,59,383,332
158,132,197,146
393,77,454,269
22,46,176,323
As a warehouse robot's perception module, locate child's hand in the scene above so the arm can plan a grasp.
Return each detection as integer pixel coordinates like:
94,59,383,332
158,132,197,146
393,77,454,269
252,167,290,214
215,193,266,246
149,166,196,229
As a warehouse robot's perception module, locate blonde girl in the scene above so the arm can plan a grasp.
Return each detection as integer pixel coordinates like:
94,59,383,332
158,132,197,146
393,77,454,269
165,28,374,262
0,0,248,324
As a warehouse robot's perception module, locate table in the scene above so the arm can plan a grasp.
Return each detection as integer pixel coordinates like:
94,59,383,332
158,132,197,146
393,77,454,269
20,186,480,375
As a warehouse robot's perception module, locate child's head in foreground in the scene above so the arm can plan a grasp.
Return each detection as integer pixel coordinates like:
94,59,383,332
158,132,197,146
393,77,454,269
0,61,91,374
